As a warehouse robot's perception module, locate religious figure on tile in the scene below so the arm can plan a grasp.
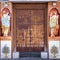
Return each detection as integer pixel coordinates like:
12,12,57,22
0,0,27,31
49,8,59,37
1,8,11,36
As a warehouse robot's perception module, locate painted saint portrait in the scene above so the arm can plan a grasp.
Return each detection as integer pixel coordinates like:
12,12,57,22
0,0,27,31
1,8,11,36
49,8,59,37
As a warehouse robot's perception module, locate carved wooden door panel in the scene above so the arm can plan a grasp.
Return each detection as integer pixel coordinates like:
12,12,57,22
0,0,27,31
16,10,31,51
13,3,47,52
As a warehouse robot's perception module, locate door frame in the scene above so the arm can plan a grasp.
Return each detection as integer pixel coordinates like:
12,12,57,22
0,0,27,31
12,3,48,52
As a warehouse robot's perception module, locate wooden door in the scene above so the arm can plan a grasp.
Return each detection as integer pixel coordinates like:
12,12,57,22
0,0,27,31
13,3,47,52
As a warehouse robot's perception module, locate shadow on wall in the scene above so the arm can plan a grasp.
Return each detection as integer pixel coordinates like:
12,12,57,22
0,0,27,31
58,13,60,36
0,12,2,36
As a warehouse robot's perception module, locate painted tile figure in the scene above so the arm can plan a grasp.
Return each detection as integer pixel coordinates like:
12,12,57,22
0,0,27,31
1,8,10,36
49,8,59,37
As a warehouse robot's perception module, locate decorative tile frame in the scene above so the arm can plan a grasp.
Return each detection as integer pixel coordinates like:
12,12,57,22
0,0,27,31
1,40,11,59
49,40,60,59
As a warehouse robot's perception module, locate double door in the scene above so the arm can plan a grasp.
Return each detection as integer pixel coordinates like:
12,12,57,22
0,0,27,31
13,3,47,52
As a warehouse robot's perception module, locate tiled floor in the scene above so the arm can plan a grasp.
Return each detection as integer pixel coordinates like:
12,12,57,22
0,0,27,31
18,57,40,60
0,57,60,60
0,57,40,60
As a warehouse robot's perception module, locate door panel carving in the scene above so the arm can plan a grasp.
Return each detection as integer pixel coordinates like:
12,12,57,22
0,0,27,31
16,9,45,51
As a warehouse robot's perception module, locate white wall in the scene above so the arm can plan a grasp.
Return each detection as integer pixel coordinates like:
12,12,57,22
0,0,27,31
0,41,1,58
9,0,57,1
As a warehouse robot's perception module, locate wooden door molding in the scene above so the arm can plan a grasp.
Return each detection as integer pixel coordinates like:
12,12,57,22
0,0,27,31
13,3,47,9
